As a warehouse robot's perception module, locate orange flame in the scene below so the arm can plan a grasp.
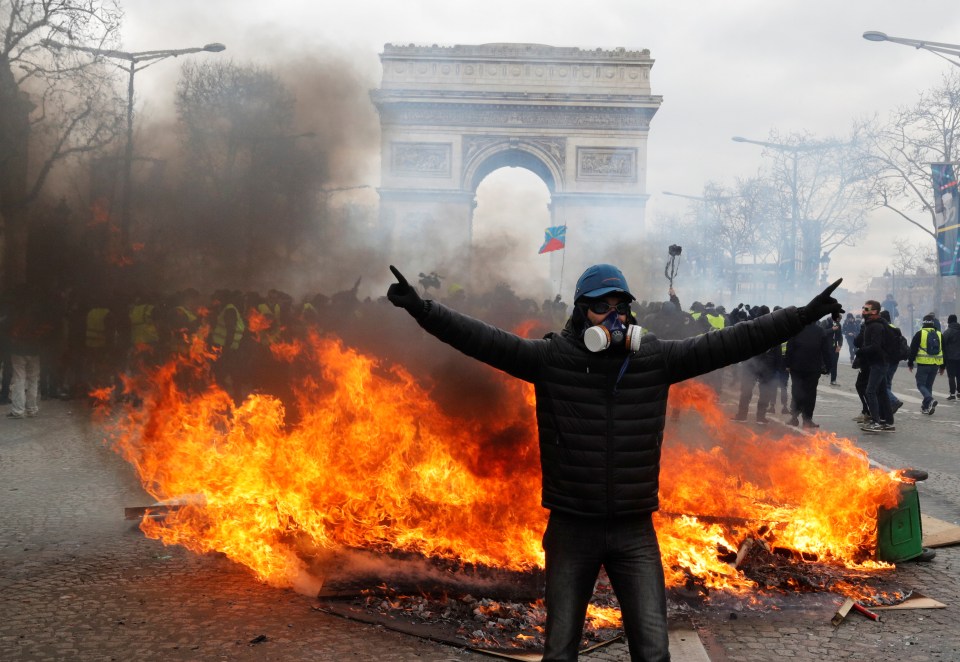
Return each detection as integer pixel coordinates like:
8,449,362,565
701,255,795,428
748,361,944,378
100,335,904,595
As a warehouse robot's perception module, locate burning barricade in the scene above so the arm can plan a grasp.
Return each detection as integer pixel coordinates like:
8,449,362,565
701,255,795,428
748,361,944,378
98,324,919,653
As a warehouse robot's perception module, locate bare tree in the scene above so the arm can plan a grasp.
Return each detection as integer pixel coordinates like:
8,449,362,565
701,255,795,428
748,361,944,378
890,237,937,277
0,0,124,286
761,129,870,294
858,70,960,311
172,60,324,280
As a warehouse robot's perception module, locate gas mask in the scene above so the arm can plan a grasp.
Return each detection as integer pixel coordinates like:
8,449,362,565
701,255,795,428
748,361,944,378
583,310,643,352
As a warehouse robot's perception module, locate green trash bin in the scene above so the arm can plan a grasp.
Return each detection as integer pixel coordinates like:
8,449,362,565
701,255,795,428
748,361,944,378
876,482,923,563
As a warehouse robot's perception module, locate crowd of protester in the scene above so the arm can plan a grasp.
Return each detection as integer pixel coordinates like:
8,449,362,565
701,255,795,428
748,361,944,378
1,280,956,427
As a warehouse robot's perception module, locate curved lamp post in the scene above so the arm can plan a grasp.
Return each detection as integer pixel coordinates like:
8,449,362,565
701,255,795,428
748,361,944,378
43,39,226,250
863,31,960,67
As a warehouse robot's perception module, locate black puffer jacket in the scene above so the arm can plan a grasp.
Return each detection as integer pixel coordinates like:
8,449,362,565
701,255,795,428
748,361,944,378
417,303,804,518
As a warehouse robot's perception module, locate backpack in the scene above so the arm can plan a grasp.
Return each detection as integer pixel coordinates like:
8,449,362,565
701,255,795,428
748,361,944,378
925,329,941,357
882,323,908,362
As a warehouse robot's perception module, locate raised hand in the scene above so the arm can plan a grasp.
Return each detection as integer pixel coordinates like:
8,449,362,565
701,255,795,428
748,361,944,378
387,265,427,319
802,278,844,323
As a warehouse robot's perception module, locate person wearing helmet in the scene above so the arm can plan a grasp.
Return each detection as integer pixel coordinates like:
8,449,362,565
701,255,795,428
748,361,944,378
387,263,843,662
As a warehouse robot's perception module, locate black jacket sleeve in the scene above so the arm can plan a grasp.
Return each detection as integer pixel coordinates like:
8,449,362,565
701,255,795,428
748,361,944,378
415,302,544,382
658,306,804,384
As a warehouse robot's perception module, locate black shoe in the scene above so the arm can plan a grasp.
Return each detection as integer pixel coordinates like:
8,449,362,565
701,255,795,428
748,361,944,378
947,394,956,401
929,400,938,415
880,424,896,432
892,400,903,413
802,420,820,429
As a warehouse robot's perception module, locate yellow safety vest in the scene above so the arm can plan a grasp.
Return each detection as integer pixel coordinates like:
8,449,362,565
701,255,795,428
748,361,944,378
254,302,281,344
706,313,726,330
130,304,159,345
85,308,110,348
212,304,244,350
916,328,944,365
171,307,198,351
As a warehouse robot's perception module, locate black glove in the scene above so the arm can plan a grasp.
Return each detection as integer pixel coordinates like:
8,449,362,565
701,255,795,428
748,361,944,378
800,278,843,324
387,265,428,319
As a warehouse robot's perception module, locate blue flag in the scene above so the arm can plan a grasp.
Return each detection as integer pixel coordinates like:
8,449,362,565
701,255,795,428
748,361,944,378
932,163,960,276
538,226,566,254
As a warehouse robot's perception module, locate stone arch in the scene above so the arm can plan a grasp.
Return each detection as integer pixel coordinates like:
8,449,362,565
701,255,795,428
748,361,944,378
461,137,562,194
371,43,662,277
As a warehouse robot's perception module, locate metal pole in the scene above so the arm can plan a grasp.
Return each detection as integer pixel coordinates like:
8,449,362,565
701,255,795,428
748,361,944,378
789,152,798,299
121,61,136,251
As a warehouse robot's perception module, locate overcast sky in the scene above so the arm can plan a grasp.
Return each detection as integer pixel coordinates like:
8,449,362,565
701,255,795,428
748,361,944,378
121,0,960,293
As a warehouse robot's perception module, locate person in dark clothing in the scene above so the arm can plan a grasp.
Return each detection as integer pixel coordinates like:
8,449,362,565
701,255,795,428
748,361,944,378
784,318,832,428
881,293,899,323
879,310,905,414
387,263,843,662
855,300,894,432
732,305,779,424
942,314,960,400
822,311,843,385
841,312,860,362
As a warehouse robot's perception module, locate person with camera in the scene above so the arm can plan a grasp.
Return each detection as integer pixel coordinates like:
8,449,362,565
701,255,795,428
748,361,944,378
387,263,842,662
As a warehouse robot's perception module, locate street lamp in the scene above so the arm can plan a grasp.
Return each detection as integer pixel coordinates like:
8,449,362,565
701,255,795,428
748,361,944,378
819,251,831,286
43,38,226,251
863,31,960,68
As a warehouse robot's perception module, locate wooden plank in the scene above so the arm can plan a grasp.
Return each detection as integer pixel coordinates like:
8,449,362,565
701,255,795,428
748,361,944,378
873,592,947,611
921,514,960,548
831,597,855,626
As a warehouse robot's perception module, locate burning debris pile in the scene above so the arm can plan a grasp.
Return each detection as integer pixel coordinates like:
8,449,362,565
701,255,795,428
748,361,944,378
317,573,622,653
98,320,909,625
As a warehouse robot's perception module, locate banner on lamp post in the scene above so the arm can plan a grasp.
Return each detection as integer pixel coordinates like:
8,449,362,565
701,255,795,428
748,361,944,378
931,163,960,276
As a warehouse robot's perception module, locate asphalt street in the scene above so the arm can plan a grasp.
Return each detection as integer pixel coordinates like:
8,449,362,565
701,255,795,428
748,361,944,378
1,360,958,661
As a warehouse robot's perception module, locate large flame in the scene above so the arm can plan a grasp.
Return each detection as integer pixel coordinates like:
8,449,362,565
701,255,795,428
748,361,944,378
100,330,903,595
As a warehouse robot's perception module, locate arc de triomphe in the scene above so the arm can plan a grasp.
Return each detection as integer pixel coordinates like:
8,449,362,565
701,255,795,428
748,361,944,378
371,43,661,282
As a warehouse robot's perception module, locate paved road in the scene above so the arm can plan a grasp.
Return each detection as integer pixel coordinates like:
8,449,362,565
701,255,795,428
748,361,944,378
1,363,958,661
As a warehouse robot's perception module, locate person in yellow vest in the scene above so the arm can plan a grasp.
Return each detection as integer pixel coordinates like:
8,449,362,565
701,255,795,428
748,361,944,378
129,294,161,356
83,297,121,393
165,288,202,356
210,290,245,402
907,314,946,415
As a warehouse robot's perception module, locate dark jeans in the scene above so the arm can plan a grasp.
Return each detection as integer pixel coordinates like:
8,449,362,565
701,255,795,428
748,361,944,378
789,370,820,421
829,350,840,383
542,512,669,662
915,364,939,409
737,364,774,419
886,362,902,407
855,368,869,414
865,361,892,424
945,358,960,395
775,367,789,408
